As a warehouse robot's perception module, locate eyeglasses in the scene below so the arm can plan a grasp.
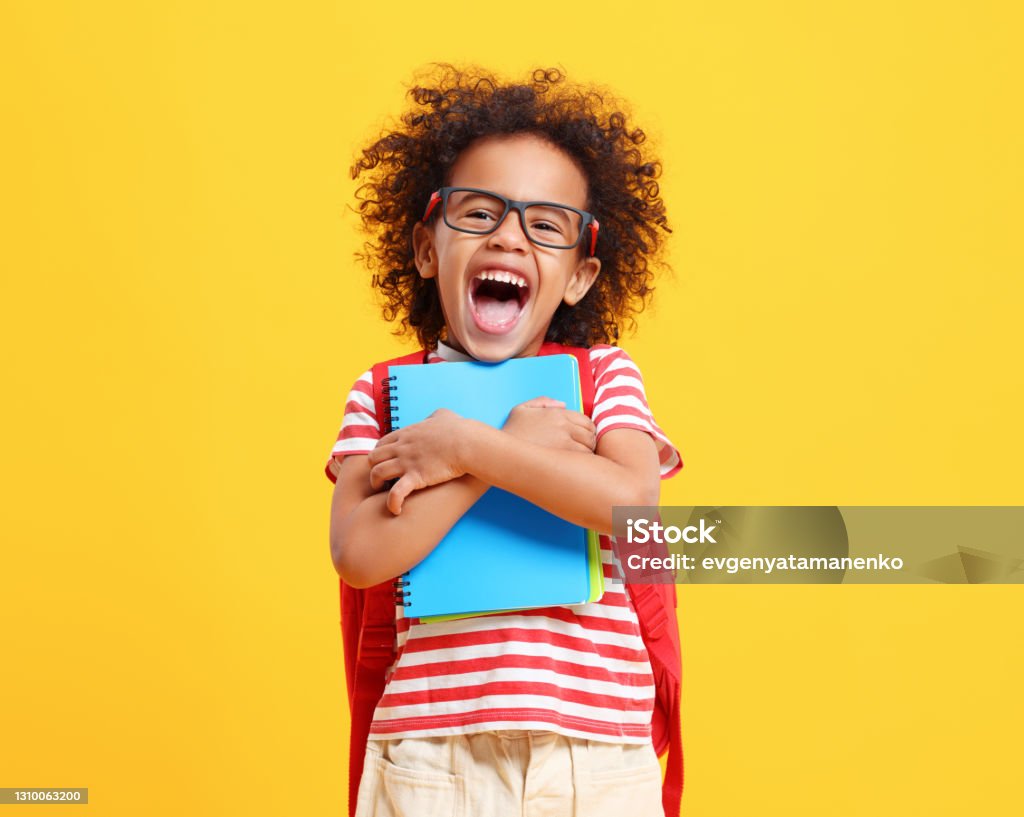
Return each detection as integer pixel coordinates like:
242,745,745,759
422,187,600,255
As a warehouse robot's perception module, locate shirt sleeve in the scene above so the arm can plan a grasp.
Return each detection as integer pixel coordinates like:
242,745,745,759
588,345,683,479
324,368,381,484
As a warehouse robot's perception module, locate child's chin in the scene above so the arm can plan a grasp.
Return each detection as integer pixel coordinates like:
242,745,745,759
462,334,527,363
467,344,517,363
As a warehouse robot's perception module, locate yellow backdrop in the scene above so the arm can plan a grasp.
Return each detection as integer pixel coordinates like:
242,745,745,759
2,1,1021,814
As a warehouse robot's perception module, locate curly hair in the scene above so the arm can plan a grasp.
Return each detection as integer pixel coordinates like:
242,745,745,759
350,64,671,349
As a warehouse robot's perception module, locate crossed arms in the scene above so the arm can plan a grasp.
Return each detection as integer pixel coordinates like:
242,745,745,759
330,399,661,588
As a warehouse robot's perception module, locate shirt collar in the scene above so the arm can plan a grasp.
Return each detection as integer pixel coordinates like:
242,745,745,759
435,340,474,363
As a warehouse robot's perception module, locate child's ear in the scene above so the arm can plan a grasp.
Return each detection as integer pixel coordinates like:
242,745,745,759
412,222,438,279
563,255,602,306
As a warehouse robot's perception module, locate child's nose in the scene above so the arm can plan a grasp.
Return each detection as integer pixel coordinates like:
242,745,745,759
487,209,530,252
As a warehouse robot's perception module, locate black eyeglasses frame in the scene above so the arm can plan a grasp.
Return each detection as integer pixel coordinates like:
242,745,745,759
422,187,600,256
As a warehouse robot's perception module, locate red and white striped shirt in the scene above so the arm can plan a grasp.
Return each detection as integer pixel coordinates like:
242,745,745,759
325,343,681,743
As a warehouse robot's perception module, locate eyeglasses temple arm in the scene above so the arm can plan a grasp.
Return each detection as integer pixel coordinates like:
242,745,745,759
422,191,442,222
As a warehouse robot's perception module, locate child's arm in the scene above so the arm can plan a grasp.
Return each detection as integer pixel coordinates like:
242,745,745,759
368,404,661,533
330,456,488,588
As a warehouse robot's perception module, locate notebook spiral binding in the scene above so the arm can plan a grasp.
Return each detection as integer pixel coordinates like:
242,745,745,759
382,373,409,606
393,573,412,606
381,375,399,432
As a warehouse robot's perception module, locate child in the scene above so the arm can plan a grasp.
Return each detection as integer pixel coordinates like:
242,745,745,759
325,65,682,817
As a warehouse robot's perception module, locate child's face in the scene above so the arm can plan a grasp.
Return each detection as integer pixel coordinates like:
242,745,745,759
413,134,601,362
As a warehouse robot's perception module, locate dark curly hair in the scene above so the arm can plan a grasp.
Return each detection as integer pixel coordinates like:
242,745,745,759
350,64,671,349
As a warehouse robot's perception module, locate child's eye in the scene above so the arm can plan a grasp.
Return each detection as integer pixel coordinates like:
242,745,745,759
466,209,497,221
527,219,569,239
525,205,576,241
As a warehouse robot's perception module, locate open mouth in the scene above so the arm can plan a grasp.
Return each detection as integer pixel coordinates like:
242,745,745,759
468,270,530,332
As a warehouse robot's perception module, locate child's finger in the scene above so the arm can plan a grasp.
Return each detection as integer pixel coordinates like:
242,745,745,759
387,476,416,515
561,411,596,436
565,410,595,428
569,424,598,451
376,430,400,447
370,459,403,491
519,396,566,409
367,442,398,466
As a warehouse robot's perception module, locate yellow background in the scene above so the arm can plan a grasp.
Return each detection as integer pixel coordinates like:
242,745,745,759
2,1,1021,814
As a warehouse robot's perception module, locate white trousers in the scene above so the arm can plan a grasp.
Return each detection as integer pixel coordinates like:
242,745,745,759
355,731,663,817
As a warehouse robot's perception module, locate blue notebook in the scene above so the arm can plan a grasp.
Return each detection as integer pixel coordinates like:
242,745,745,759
386,355,603,620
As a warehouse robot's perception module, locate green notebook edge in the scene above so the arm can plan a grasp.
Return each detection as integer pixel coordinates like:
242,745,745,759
419,530,603,624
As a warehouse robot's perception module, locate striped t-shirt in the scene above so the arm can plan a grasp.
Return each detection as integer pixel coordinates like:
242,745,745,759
325,343,681,743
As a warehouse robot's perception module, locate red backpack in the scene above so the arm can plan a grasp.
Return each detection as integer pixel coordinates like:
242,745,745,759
333,343,684,816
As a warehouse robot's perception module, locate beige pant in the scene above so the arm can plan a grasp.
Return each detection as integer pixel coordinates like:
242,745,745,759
355,731,663,817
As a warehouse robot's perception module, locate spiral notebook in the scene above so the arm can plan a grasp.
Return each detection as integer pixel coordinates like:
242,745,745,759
384,354,604,621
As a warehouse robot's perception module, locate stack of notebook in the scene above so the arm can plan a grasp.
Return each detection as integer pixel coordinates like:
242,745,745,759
384,354,604,621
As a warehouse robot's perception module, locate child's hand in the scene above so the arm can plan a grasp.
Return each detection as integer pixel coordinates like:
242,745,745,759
367,409,470,514
502,397,597,453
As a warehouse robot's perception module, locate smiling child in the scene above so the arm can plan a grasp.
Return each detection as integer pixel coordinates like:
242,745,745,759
326,65,683,817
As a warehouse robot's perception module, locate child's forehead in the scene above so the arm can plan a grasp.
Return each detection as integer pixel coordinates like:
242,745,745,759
446,134,590,207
